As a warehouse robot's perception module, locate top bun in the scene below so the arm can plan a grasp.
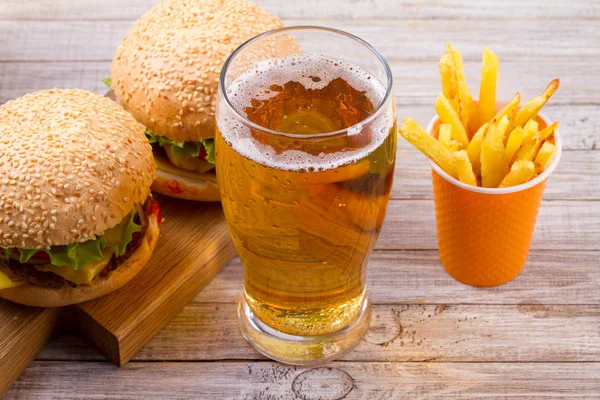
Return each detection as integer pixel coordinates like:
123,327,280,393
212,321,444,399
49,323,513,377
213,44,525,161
110,0,284,143
0,89,155,250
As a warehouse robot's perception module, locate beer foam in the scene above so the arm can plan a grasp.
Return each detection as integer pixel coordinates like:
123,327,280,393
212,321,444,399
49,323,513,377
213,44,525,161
218,53,393,172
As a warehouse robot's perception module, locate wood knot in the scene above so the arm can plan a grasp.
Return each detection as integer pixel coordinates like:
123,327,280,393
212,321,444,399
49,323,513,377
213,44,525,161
364,310,403,347
292,367,354,400
517,300,550,318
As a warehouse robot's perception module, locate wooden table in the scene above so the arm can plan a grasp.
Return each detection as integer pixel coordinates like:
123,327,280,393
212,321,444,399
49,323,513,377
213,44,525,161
2,0,599,398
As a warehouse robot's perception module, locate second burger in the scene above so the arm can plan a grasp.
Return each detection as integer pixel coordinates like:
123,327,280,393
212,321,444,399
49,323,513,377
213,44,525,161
109,0,284,201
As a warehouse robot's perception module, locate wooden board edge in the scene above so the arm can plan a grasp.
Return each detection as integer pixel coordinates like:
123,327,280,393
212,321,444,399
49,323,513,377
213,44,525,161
73,237,237,366
120,237,237,365
69,305,121,365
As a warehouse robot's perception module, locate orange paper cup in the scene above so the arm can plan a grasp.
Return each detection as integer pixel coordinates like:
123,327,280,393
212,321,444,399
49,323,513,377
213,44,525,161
426,113,562,287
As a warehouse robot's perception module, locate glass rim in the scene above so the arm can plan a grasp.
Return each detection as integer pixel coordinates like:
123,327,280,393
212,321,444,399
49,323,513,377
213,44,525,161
218,25,394,139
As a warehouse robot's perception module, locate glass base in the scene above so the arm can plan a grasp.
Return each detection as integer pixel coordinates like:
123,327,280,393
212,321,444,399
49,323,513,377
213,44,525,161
238,295,371,365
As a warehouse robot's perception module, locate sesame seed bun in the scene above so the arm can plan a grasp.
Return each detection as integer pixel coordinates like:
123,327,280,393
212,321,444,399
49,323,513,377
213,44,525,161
0,89,156,249
0,214,159,308
110,0,284,143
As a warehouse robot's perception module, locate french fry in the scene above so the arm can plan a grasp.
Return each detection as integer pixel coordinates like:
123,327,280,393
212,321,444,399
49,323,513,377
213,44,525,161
466,122,489,177
438,123,453,148
399,118,458,178
514,79,560,128
479,47,499,125
447,140,463,152
534,142,557,173
538,121,559,140
514,135,543,163
453,150,478,186
446,44,479,135
499,160,535,188
435,94,470,146
497,115,510,142
402,45,560,190
493,92,521,138
505,126,525,163
480,121,509,188
439,52,460,116
522,119,539,144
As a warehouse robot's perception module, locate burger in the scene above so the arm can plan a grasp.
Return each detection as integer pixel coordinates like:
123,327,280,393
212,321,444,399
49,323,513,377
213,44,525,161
0,89,160,307
109,0,284,201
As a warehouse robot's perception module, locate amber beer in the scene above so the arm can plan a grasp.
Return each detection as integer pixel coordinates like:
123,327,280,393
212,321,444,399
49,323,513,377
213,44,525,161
216,51,396,336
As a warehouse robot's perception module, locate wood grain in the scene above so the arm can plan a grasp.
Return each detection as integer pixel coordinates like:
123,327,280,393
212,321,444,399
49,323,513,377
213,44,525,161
2,0,600,398
2,0,600,21
1,59,598,109
193,250,600,305
0,301,59,396
5,361,600,399
1,20,599,63
73,198,235,366
37,303,600,363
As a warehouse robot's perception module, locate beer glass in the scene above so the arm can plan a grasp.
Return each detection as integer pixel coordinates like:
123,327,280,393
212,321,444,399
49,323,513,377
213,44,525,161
216,26,396,364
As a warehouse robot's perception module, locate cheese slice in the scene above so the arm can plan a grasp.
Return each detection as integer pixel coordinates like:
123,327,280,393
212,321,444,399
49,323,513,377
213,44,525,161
35,248,114,286
155,155,217,183
0,270,25,290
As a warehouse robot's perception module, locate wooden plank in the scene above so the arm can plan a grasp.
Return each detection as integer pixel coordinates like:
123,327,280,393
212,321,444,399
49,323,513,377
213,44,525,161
73,199,235,366
196,250,600,305
0,301,59,396
38,301,600,362
2,0,599,21
7,361,600,399
73,303,600,362
1,19,599,63
1,59,597,109
379,200,600,250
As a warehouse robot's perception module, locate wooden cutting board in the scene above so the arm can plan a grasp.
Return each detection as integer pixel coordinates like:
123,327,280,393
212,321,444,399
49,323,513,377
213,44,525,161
0,196,236,396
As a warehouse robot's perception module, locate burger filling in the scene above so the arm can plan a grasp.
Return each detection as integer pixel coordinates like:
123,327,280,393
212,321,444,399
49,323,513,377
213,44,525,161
103,78,216,178
0,198,161,289
145,129,215,174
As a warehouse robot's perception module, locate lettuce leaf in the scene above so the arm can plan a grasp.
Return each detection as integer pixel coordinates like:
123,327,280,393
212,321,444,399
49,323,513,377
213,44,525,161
145,129,215,164
102,77,112,89
109,207,141,257
18,240,106,268
201,139,215,164
16,208,141,270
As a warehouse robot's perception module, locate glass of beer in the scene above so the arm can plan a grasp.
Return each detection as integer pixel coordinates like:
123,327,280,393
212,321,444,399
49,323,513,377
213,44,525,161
216,26,396,364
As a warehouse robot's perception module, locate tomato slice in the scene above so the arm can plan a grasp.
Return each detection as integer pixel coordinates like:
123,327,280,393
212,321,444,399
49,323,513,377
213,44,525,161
148,198,163,224
197,146,207,160
15,249,50,263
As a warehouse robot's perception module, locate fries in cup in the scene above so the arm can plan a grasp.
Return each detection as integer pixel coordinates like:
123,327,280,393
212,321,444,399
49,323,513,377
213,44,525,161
399,44,560,189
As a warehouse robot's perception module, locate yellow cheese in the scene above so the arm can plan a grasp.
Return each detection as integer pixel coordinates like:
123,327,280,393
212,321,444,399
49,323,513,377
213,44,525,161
0,270,25,290
35,248,114,286
155,155,217,183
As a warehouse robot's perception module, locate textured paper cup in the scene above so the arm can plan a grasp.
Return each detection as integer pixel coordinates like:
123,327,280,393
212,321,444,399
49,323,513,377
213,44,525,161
426,113,562,287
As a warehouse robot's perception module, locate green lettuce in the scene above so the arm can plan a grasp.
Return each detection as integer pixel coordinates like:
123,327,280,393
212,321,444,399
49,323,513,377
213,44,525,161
145,129,215,164
16,208,141,270
102,77,112,89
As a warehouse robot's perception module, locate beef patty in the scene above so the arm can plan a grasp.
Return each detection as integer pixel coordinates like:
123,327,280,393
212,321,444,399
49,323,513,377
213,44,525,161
0,199,150,289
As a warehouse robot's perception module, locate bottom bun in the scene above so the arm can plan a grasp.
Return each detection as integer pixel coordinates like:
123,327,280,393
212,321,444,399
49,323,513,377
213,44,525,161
152,167,220,202
0,214,160,308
